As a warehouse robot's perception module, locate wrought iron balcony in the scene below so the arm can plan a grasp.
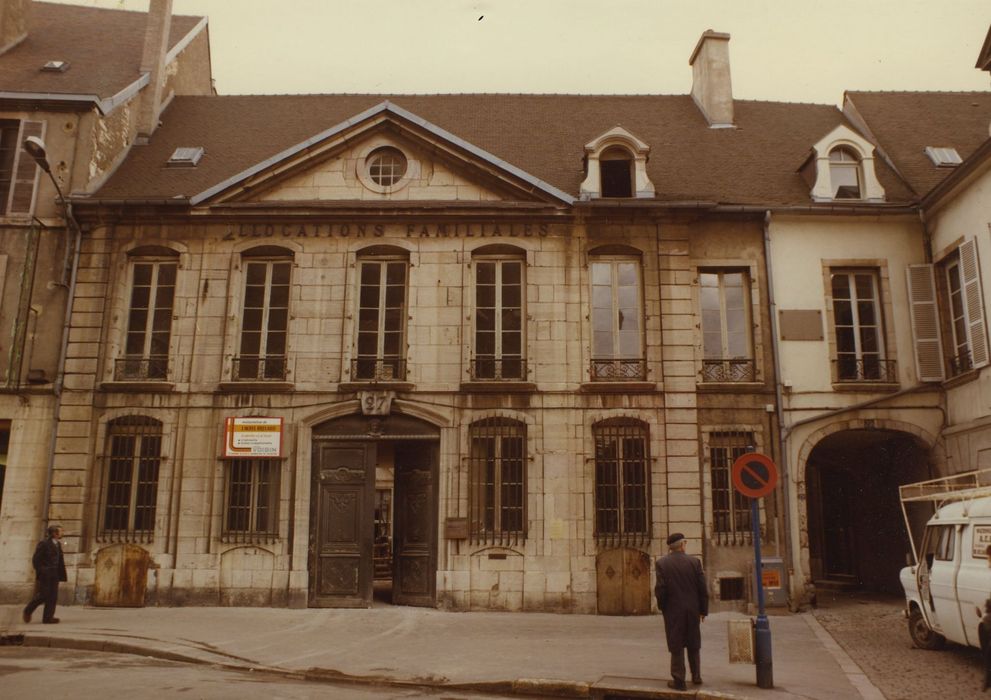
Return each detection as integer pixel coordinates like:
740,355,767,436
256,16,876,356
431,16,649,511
833,357,898,383
469,356,527,381
351,357,407,382
114,355,168,381
949,350,973,377
590,358,647,381
702,358,756,383
232,355,287,381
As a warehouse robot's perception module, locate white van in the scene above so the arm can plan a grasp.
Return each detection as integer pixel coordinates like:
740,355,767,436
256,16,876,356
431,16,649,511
899,470,991,650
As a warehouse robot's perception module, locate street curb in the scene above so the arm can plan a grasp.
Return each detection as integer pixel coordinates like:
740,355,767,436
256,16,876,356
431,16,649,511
11,633,751,700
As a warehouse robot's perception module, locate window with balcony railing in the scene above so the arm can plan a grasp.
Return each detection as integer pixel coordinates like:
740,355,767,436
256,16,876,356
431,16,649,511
700,269,754,382
236,252,291,382
472,254,525,381
590,255,645,381
831,269,889,383
117,255,177,381
354,252,408,381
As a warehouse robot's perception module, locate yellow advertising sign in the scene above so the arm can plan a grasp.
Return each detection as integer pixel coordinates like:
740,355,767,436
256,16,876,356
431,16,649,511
224,417,283,458
761,569,781,590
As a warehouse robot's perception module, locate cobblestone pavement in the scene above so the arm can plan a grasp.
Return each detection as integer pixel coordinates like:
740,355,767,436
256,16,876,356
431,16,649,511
812,590,985,700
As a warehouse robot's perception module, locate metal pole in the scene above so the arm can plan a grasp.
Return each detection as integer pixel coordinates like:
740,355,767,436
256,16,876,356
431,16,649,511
752,497,773,688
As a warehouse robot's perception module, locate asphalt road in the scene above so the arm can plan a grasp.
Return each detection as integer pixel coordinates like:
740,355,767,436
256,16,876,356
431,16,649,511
0,646,516,700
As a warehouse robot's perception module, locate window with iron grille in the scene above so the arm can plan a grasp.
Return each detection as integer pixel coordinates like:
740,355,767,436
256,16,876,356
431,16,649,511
831,269,889,382
700,269,754,382
222,459,279,544
590,257,645,380
473,256,524,380
100,416,162,543
468,418,526,544
355,256,407,381
593,419,649,546
119,258,177,380
709,432,753,545
237,256,291,381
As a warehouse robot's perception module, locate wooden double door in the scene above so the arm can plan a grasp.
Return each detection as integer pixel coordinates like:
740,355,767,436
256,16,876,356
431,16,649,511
309,440,437,608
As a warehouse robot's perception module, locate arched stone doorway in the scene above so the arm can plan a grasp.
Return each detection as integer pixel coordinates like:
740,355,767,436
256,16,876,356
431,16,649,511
309,411,439,608
805,427,932,593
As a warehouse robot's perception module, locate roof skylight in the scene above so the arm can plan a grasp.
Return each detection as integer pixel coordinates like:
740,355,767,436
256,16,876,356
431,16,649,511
925,146,962,167
167,147,204,167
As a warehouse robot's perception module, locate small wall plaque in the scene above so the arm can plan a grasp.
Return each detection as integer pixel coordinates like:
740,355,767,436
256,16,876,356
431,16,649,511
778,310,824,341
445,517,468,540
359,390,395,416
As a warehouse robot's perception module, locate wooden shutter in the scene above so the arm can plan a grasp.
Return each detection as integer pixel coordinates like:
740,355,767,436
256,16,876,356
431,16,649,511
960,238,989,368
6,120,45,217
906,264,945,382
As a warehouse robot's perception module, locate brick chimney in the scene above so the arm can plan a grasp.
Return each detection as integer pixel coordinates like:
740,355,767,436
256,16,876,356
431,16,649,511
136,0,172,139
0,0,30,56
689,30,734,128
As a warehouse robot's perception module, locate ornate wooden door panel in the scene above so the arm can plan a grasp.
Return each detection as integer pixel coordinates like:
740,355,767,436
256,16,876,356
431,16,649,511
393,442,437,607
596,547,651,615
310,442,374,607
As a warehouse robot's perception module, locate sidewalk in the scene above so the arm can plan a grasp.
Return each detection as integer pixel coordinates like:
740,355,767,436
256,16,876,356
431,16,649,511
0,603,880,699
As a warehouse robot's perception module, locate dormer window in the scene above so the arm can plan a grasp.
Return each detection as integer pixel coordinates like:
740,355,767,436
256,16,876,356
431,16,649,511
808,125,884,203
600,147,634,198
828,147,862,199
580,126,655,201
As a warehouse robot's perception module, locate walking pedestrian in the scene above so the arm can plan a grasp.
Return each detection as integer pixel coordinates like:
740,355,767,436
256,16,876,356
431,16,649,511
22,524,67,624
654,532,709,691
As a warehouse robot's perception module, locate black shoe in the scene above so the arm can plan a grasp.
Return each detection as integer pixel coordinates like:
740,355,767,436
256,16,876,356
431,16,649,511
22,609,31,623
42,618,59,624
692,677,703,685
667,680,687,691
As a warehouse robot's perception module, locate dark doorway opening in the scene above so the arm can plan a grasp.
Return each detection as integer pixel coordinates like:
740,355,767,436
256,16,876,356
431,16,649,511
805,429,931,593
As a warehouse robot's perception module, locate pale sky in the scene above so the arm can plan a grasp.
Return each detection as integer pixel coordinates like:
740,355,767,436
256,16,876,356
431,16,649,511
54,0,990,103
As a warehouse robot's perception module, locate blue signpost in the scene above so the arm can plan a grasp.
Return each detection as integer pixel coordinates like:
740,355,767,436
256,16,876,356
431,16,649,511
731,452,778,690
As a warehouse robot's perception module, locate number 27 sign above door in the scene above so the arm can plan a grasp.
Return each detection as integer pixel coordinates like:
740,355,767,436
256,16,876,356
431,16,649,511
224,417,284,458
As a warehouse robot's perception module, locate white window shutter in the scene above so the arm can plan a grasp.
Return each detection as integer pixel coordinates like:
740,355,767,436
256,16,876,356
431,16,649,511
906,264,945,382
960,238,989,368
6,120,46,217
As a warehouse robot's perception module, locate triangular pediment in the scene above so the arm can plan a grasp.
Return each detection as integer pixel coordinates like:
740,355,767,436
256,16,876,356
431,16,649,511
192,102,573,207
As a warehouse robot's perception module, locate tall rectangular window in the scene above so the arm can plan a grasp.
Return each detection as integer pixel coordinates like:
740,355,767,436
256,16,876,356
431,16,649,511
594,420,649,546
473,258,524,380
945,258,970,372
0,121,19,208
831,269,890,381
355,258,407,381
0,119,44,216
590,258,644,380
101,417,162,543
0,421,9,514
468,419,526,544
118,259,177,380
709,431,753,545
223,459,279,544
700,270,754,382
237,259,291,380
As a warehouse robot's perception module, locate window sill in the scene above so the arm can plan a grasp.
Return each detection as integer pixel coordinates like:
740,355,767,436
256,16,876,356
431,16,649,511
580,381,659,394
830,381,900,393
698,381,767,393
218,381,294,393
339,381,414,393
459,381,537,393
943,368,981,389
100,381,175,393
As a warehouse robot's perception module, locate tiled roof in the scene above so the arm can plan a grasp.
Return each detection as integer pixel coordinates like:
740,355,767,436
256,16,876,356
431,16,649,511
93,93,918,206
846,91,991,196
0,1,204,101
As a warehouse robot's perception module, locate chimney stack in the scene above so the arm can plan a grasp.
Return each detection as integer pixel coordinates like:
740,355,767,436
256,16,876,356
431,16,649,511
136,0,173,139
689,30,734,128
0,0,30,56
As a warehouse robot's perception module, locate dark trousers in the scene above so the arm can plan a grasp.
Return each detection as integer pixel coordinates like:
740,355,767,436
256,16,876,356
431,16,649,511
24,577,59,622
670,647,701,683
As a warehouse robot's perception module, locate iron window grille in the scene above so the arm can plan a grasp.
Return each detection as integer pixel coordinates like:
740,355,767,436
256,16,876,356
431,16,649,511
238,259,291,381
831,269,886,383
222,459,279,544
700,270,753,382
354,258,407,381
99,416,163,543
590,258,645,381
468,418,526,545
949,349,973,377
473,258,524,380
709,432,754,546
593,419,650,548
119,259,176,380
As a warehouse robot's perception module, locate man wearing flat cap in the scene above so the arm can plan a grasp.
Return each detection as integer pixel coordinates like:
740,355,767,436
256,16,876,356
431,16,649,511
654,532,709,691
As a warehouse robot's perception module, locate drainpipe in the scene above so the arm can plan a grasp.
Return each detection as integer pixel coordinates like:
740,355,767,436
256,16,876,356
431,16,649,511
762,211,796,609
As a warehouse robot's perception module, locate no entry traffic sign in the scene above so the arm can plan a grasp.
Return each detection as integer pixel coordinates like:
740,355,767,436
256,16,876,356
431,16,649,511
731,452,779,499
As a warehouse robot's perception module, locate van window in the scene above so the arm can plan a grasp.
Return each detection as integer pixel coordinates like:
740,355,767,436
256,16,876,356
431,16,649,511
935,525,956,561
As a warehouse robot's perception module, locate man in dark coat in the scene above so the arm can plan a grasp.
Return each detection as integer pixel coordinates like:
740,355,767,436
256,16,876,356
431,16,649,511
655,532,709,691
22,524,67,624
